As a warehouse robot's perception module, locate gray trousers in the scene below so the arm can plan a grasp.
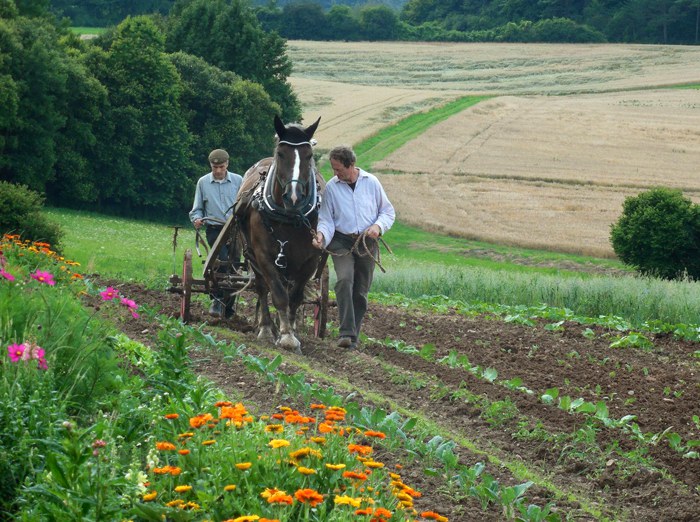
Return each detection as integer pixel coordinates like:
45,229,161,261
328,233,377,341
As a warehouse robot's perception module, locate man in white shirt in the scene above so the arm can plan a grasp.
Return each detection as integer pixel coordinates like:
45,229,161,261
189,149,243,318
312,146,395,349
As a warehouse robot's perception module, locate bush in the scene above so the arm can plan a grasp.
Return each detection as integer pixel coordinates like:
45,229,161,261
610,188,700,280
0,181,63,250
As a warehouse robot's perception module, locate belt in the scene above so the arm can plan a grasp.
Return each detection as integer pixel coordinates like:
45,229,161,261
208,225,223,231
337,231,361,241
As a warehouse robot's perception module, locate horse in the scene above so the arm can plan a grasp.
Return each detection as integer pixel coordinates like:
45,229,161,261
234,115,325,354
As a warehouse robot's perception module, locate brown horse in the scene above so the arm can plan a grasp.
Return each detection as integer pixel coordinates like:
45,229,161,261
235,115,324,353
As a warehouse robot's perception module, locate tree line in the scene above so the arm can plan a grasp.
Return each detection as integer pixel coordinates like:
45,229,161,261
50,0,700,45
1,0,300,221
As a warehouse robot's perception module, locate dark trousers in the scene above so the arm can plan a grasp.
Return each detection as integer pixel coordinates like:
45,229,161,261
327,233,377,341
206,226,240,306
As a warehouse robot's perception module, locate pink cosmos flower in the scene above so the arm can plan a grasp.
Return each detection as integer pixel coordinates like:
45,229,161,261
120,297,140,318
37,357,48,370
8,343,25,362
21,343,45,362
100,287,119,301
1,268,15,281
30,270,55,286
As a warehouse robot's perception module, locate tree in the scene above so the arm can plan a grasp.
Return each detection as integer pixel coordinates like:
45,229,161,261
326,4,362,41
167,0,301,122
360,5,399,40
0,17,68,192
610,188,700,280
97,16,192,218
169,51,279,176
280,1,328,40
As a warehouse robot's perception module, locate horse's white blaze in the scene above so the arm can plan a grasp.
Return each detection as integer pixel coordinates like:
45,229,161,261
291,149,301,205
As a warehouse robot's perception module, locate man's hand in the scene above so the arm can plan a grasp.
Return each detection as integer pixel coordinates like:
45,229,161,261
365,224,381,239
312,231,324,249
193,219,203,230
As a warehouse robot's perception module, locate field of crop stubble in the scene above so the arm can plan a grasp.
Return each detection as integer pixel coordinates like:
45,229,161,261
288,41,700,257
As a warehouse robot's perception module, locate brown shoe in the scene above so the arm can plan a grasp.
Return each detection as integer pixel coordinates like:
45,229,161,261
337,336,352,348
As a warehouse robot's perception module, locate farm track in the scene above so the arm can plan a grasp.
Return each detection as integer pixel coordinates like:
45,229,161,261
100,279,700,522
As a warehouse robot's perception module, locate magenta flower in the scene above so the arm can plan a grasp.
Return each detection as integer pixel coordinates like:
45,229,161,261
100,287,119,301
37,357,48,370
1,268,15,281
8,343,25,362
31,270,55,286
21,343,45,362
120,297,140,318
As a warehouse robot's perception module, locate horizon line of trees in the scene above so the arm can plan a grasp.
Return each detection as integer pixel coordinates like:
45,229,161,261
1,0,303,221
50,0,700,45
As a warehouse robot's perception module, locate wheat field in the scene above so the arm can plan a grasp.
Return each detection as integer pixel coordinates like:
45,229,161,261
288,41,700,257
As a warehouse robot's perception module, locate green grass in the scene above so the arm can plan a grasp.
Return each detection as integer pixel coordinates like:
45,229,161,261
70,27,106,35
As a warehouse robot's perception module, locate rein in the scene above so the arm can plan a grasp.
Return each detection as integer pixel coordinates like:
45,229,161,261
320,230,393,274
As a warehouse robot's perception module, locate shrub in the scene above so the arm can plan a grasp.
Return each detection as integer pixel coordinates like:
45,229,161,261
0,181,63,250
610,188,700,280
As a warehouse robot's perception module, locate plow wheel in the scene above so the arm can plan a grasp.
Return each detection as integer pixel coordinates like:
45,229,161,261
181,249,193,323
313,263,329,338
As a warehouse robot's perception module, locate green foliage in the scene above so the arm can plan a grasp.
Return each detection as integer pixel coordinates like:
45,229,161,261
610,188,700,280
0,181,63,247
167,0,300,122
98,16,192,219
169,51,278,174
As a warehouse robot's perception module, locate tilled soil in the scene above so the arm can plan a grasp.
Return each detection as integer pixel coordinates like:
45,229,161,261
97,279,700,522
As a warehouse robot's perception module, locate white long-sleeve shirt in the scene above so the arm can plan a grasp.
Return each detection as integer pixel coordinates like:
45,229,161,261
317,169,395,248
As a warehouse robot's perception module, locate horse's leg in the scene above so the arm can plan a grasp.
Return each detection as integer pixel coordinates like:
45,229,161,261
255,281,276,343
267,276,301,354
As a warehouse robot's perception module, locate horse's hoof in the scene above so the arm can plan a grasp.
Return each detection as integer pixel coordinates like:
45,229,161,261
277,333,301,354
257,326,275,342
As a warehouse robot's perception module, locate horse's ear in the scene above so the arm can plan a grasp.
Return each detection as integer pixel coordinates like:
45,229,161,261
274,114,286,138
304,116,321,139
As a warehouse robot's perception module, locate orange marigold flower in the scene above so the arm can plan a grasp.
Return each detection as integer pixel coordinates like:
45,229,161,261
189,413,213,428
297,466,316,475
156,441,176,451
261,487,286,499
364,430,386,439
71,273,84,280
166,499,184,507
355,508,373,516
174,485,193,493
318,422,335,434
365,460,385,469
142,491,157,502
271,413,284,420
420,511,448,522
265,424,284,433
179,432,195,439
230,516,260,522
164,413,179,420
259,519,280,522
267,491,294,505
224,484,237,492
220,403,248,420
202,439,216,446
334,495,362,507
178,449,190,455
294,488,324,507
215,400,233,407
310,403,326,410
347,444,373,456
373,507,392,517
342,471,368,481
325,463,346,471
235,462,252,470
310,436,326,444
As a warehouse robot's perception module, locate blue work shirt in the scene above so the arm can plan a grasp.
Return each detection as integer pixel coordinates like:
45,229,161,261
189,171,243,224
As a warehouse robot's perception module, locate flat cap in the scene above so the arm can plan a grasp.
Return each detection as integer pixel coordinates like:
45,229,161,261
208,149,229,165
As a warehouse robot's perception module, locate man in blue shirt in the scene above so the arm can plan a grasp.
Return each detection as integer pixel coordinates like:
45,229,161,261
189,149,243,318
313,145,395,349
